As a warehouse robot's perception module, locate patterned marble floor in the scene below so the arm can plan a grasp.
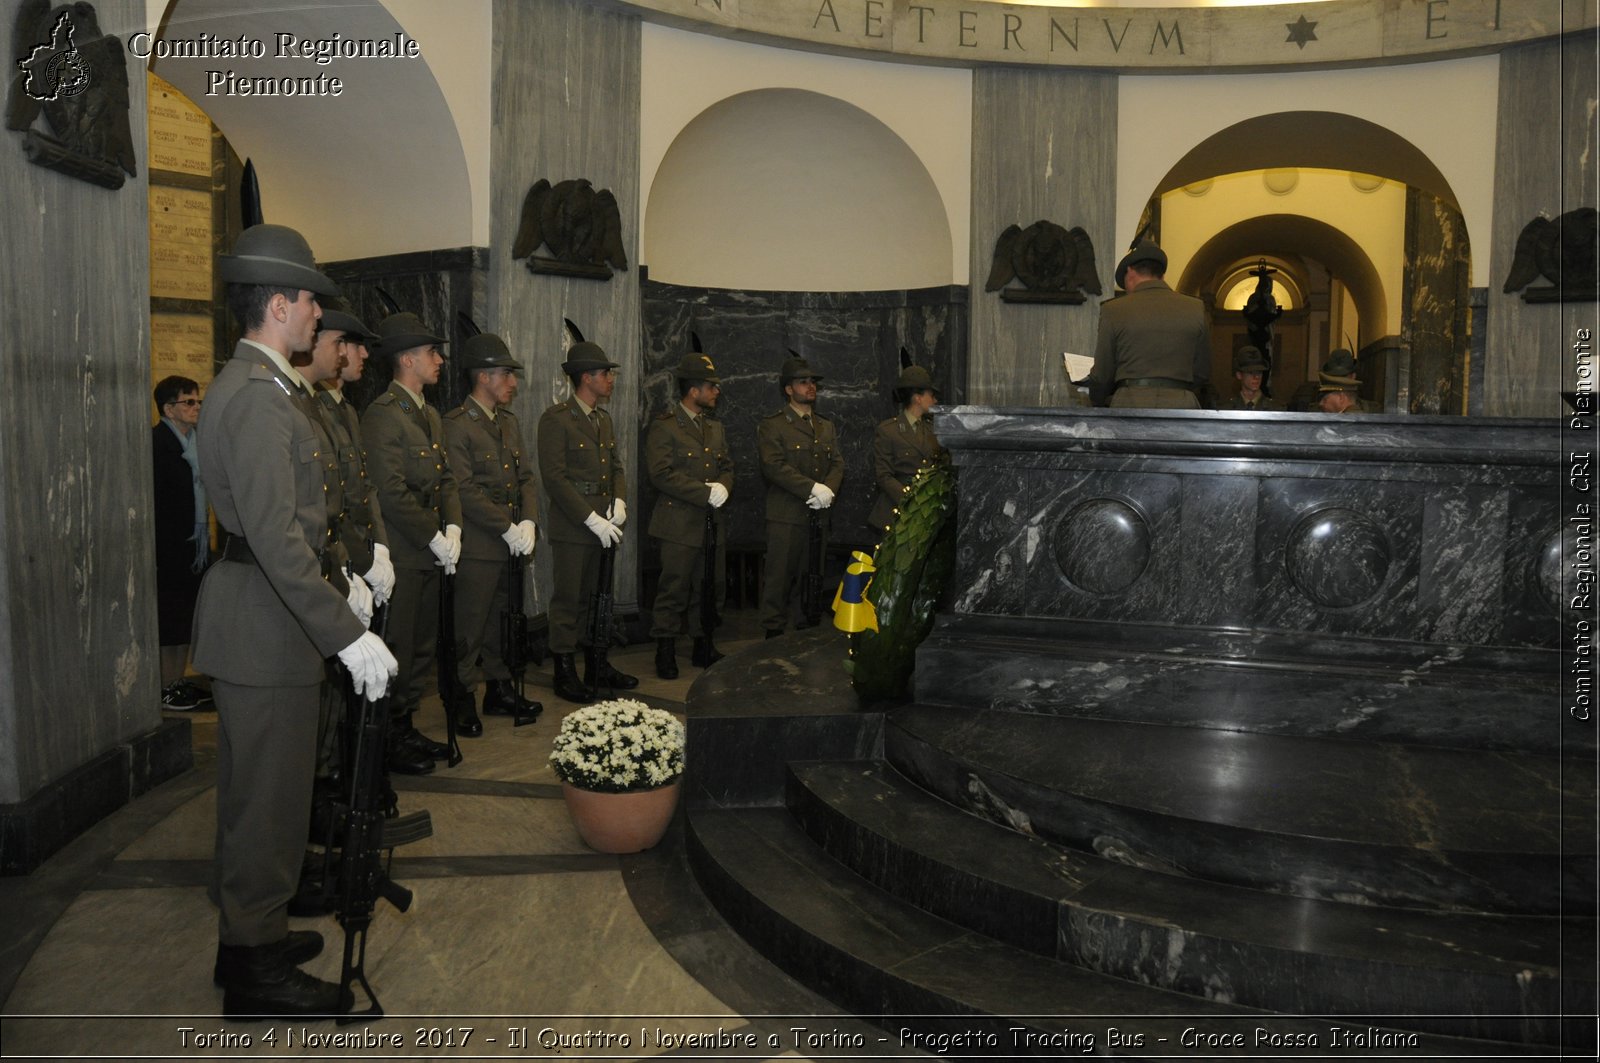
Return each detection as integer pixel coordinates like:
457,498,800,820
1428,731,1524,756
0,614,887,1062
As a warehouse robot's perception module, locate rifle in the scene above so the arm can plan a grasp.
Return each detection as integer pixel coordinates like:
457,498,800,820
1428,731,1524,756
437,570,464,767
701,505,721,637
588,540,617,697
801,509,825,627
334,600,433,1023
501,500,538,727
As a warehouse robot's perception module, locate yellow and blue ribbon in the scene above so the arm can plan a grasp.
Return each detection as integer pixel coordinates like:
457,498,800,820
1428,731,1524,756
831,550,878,633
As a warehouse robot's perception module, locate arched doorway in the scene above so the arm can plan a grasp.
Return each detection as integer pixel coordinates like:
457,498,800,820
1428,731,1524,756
147,0,474,260
1150,112,1470,414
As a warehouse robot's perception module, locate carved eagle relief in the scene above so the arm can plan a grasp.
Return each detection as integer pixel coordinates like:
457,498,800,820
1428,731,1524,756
6,0,136,189
1503,207,1598,302
985,220,1101,304
512,177,628,280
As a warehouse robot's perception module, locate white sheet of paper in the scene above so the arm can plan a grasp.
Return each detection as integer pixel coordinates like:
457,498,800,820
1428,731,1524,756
1062,352,1095,383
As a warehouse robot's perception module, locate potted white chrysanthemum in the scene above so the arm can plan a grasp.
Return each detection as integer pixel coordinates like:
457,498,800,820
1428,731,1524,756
548,698,686,853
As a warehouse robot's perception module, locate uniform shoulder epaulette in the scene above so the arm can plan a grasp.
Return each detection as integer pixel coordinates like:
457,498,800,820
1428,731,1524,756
444,405,469,421
371,390,398,407
655,411,676,421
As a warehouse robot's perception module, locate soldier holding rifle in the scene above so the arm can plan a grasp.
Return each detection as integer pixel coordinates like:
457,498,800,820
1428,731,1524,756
646,352,734,679
443,333,542,730
537,342,639,702
194,224,396,1018
361,313,462,774
757,355,845,637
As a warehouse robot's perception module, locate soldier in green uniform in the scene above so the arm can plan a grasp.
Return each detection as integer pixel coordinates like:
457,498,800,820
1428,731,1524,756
443,333,542,731
536,342,639,702
313,306,393,605
1221,345,1281,411
1089,242,1211,410
645,352,734,679
304,307,394,843
361,313,463,775
757,356,845,637
1317,357,1374,414
868,362,946,536
195,224,395,1017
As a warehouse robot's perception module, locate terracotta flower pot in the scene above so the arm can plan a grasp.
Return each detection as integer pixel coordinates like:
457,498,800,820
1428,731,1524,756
561,779,681,854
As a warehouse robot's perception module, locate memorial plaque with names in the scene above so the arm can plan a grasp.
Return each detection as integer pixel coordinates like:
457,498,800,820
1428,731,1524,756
149,186,213,300
147,73,212,177
150,312,216,387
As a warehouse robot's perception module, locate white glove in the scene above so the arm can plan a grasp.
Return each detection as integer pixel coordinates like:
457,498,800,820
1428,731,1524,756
584,510,623,547
808,482,835,509
345,571,375,628
501,524,523,552
608,498,627,527
428,530,452,565
337,631,397,700
444,523,463,565
362,542,395,606
517,519,538,555
706,483,729,509
428,531,458,575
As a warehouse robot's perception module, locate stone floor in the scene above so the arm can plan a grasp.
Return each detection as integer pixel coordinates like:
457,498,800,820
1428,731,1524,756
0,611,887,1062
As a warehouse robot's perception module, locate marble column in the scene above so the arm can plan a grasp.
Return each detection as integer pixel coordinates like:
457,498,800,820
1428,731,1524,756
969,69,1116,407
0,0,190,873
1403,189,1471,415
1485,33,1600,417
491,0,643,615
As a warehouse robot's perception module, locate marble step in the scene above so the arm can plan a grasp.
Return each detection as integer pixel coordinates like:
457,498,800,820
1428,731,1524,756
785,758,1588,1046
685,806,1546,1057
914,614,1574,756
885,705,1595,916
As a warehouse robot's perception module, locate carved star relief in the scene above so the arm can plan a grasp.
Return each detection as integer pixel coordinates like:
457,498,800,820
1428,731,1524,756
1285,14,1319,49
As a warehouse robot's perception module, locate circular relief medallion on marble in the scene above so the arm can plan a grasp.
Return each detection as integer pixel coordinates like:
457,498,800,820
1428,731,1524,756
1286,506,1392,609
1053,498,1151,596
1535,527,1565,613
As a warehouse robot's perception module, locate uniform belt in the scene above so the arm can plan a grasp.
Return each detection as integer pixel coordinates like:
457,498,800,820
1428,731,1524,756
1119,377,1192,390
223,535,334,579
571,479,605,494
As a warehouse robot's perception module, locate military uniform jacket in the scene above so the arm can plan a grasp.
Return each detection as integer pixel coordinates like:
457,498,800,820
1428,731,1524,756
868,414,945,531
645,404,735,549
314,387,388,574
757,406,845,526
1088,280,1211,399
1221,393,1282,412
537,398,626,546
444,399,538,562
191,341,365,687
361,381,463,571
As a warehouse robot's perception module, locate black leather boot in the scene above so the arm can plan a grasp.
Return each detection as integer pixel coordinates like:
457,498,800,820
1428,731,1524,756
453,689,483,738
584,647,639,692
483,679,543,722
220,940,352,1019
385,718,434,775
213,931,323,987
552,653,594,704
691,636,724,668
401,722,450,761
655,637,679,680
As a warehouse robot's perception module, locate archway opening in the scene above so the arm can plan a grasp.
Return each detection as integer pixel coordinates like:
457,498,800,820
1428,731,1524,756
644,88,952,292
1151,112,1469,413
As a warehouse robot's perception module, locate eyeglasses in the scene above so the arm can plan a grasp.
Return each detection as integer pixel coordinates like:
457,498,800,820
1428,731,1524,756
168,398,202,408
